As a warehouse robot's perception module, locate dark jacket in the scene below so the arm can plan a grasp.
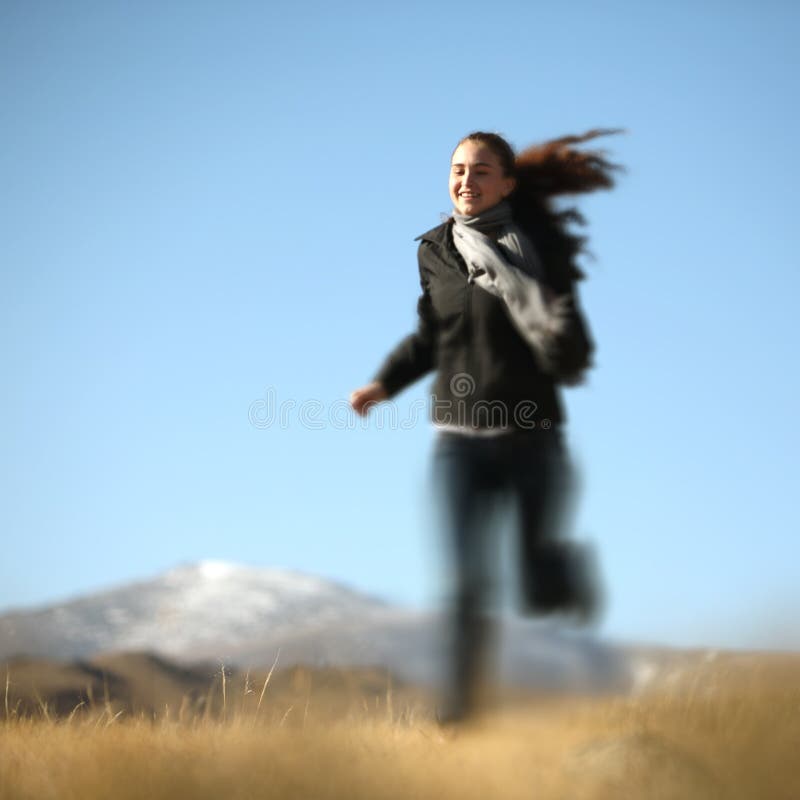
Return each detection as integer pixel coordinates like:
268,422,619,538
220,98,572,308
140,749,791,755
372,218,594,430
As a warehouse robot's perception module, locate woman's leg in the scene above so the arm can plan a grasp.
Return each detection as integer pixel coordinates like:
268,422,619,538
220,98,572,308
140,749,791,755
432,433,499,721
506,429,584,614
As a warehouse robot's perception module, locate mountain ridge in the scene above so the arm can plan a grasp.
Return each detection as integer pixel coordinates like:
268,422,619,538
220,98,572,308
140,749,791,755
0,560,634,691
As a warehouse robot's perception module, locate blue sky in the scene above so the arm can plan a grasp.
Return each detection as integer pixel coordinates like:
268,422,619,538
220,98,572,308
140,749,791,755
2,0,798,651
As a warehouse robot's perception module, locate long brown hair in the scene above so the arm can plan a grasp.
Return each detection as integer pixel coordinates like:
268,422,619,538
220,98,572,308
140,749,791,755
514,128,624,286
456,128,625,288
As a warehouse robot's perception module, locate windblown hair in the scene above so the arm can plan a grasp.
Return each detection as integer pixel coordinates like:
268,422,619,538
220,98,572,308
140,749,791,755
513,128,624,286
457,128,625,288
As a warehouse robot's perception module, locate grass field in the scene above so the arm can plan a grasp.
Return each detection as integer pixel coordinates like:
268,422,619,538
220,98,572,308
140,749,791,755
1,653,798,799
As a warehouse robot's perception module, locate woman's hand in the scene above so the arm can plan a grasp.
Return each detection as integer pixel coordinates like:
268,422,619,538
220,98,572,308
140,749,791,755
349,381,389,417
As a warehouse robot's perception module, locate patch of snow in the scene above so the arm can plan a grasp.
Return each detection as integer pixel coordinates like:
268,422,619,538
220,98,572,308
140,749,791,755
196,560,238,580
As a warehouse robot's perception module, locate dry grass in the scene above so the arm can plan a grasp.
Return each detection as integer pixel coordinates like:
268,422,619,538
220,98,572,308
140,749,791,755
1,655,799,800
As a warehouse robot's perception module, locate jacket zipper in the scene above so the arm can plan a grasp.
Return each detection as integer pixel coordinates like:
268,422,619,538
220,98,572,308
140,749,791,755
464,281,474,425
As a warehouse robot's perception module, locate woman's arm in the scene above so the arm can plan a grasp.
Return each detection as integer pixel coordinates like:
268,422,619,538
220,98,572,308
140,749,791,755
350,248,440,417
545,281,595,385
369,249,439,399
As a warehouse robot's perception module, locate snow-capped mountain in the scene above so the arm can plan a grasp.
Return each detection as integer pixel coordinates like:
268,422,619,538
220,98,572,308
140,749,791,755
0,561,394,659
0,561,633,690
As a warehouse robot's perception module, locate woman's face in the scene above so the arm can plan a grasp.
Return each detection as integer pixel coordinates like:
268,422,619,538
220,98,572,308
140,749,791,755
449,140,516,216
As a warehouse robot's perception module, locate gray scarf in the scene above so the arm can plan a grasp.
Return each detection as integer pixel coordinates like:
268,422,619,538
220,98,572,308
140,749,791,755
451,200,572,375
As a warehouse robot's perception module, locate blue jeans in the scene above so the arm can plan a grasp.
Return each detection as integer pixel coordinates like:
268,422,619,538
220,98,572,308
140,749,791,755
432,426,576,718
